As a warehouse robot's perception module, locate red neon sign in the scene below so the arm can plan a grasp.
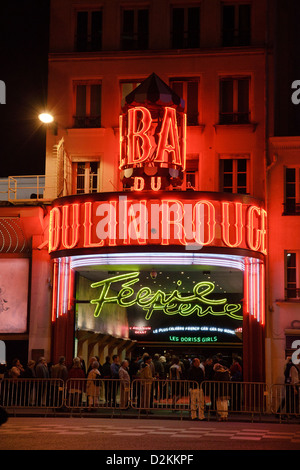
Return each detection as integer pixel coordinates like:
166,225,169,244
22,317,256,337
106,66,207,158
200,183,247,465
221,202,243,248
120,106,185,171
49,193,267,256
127,107,153,165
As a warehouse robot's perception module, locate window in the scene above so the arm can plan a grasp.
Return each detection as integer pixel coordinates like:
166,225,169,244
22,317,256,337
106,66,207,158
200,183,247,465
170,78,199,125
219,77,250,124
121,8,149,50
75,10,102,51
284,167,300,215
220,156,249,194
171,6,200,49
120,80,142,107
184,158,199,190
222,3,251,47
73,162,99,194
285,252,300,300
74,82,101,128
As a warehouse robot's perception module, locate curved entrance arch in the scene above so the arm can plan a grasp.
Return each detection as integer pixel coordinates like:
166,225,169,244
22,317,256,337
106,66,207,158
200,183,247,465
51,251,265,382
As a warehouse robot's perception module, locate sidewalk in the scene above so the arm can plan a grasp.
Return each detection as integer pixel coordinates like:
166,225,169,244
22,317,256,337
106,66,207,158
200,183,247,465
5,406,299,424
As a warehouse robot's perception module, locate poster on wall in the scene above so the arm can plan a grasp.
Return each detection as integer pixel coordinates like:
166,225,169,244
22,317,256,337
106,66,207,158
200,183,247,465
0,258,29,333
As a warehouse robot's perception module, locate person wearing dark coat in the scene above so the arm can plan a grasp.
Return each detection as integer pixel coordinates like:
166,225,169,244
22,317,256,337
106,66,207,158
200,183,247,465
101,356,112,404
188,358,205,420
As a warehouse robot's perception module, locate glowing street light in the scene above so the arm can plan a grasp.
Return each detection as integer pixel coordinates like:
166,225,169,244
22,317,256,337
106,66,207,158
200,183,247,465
38,112,58,135
38,113,54,124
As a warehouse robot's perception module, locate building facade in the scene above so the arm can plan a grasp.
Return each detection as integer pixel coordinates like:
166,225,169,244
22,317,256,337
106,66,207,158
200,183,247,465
1,0,299,386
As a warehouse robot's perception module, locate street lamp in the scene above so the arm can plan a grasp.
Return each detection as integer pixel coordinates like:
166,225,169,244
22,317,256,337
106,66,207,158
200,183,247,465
38,112,58,134
38,112,54,124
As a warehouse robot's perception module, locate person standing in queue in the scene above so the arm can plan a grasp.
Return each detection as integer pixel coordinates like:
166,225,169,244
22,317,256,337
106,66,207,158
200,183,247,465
139,355,154,414
119,360,130,409
86,360,101,411
110,355,120,407
188,357,206,421
213,363,231,421
35,357,49,406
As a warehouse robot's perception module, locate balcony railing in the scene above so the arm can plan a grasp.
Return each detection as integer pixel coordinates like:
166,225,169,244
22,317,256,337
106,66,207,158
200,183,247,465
285,287,300,301
219,111,250,125
0,176,46,203
73,115,101,128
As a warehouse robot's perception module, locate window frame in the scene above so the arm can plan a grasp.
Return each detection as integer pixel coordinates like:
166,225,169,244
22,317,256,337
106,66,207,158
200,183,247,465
73,80,102,128
72,161,100,195
74,9,103,52
283,166,300,215
120,79,143,107
171,4,201,49
183,157,199,190
221,3,251,47
285,251,300,300
219,154,250,194
219,76,251,125
169,77,200,126
120,7,149,50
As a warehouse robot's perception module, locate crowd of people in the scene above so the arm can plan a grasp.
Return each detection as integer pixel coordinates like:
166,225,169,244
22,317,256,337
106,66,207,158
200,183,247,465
0,351,243,419
1,351,243,382
2,351,299,420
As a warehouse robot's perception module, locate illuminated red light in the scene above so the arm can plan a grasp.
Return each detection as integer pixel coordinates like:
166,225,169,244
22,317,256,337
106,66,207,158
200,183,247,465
221,202,243,248
62,204,80,249
49,195,267,255
127,107,153,165
120,106,186,172
51,260,58,322
156,107,182,166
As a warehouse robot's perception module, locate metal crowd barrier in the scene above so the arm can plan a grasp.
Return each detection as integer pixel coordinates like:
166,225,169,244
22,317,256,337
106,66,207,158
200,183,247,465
270,383,300,421
131,379,199,416
0,378,65,409
65,378,198,417
65,378,125,412
1,377,299,421
201,380,269,421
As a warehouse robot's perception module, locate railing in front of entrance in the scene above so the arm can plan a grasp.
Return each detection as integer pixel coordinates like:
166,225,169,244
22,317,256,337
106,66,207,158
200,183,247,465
0,378,299,421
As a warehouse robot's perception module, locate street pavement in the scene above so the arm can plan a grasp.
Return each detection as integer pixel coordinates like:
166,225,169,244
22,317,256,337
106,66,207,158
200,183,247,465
1,416,300,454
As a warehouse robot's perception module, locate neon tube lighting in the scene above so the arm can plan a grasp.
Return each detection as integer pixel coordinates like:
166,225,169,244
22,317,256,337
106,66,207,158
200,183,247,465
70,252,246,271
52,252,265,325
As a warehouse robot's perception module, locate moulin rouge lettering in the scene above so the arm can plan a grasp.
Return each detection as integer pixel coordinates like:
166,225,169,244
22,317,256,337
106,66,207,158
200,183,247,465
90,272,242,321
49,195,267,255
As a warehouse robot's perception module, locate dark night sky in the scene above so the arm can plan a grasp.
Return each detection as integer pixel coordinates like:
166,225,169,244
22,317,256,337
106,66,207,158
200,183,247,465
0,0,50,177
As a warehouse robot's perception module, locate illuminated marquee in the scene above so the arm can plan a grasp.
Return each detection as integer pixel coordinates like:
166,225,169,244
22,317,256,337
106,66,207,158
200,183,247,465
120,105,186,190
49,192,267,255
120,106,186,168
90,272,242,321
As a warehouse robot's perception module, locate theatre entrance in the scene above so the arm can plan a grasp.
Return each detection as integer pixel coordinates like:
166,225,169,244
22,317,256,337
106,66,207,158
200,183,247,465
51,252,265,382
73,258,245,368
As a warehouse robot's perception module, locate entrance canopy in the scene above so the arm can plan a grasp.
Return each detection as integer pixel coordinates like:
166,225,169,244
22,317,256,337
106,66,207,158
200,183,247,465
51,251,265,381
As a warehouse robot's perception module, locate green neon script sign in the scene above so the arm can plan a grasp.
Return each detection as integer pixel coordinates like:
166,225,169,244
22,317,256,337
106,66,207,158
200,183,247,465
90,272,242,321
